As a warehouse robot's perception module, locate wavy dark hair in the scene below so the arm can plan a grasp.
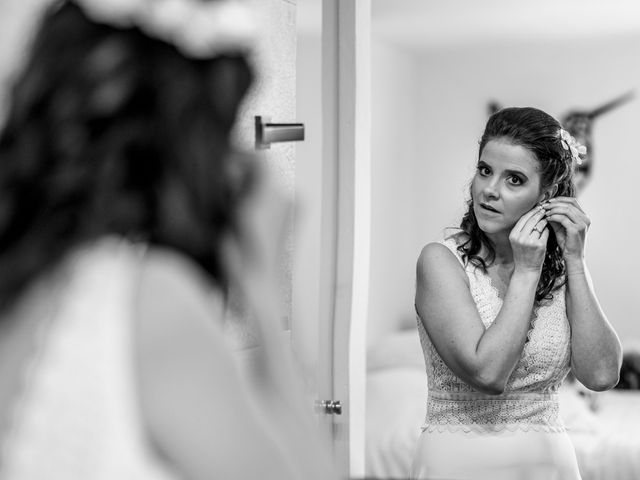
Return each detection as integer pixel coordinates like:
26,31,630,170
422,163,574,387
458,107,576,304
0,2,254,311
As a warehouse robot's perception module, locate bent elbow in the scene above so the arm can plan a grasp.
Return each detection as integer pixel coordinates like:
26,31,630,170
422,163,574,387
581,371,620,392
473,374,506,395
477,383,505,395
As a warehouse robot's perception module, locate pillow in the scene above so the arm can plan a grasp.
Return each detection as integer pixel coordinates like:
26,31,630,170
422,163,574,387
558,382,602,434
367,328,425,372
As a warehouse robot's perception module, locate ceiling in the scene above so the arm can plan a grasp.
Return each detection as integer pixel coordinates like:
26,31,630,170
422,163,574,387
372,0,640,50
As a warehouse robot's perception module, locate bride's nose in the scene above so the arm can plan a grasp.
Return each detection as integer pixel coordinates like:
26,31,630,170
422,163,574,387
482,179,499,200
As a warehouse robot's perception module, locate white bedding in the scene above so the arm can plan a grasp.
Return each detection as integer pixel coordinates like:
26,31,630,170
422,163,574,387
564,389,640,480
365,330,640,480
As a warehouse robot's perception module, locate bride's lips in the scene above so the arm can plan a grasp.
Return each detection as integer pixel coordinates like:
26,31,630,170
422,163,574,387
478,202,500,214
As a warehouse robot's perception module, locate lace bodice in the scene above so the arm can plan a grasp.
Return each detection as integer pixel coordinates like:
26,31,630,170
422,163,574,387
0,238,178,479
416,236,572,433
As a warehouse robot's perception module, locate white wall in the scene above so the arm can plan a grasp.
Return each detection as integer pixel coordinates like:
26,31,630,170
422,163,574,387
368,39,423,345
369,33,640,349
292,0,323,389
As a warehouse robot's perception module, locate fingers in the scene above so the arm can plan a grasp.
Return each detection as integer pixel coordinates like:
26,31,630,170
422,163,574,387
546,196,584,213
509,208,549,272
544,213,576,232
542,201,590,229
514,205,546,234
543,205,579,225
531,218,548,237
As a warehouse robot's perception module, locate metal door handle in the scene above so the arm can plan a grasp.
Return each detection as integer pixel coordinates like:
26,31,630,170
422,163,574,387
314,399,342,415
255,115,305,149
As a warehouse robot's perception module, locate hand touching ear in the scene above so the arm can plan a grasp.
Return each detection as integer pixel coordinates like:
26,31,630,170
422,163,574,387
542,197,590,264
508,205,549,273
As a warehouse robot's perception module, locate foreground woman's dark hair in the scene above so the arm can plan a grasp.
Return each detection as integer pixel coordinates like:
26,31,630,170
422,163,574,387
0,2,254,310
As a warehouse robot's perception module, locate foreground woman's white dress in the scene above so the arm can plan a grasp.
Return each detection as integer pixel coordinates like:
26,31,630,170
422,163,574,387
0,238,178,479
411,236,582,480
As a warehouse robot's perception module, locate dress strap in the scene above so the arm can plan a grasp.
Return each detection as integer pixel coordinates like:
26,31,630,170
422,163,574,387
440,235,466,269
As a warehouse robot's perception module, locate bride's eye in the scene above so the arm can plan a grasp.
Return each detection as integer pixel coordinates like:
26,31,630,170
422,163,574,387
477,165,491,176
507,175,524,186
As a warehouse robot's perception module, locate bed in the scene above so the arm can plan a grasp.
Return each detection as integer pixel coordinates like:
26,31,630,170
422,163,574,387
365,328,640,480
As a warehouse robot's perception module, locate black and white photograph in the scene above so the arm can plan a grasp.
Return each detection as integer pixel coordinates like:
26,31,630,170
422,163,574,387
0,1,638,479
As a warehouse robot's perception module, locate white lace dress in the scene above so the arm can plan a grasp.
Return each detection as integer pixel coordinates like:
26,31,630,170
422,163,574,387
0,238,178,480
411,236,582,480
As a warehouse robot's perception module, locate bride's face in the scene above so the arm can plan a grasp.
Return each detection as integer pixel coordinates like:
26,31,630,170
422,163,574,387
472,139,543,235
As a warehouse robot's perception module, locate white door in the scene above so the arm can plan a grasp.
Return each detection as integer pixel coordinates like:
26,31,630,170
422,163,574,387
237,1,372,478
296,1,372,478
296,1,373,478
233,0,339,460
320,1,372,478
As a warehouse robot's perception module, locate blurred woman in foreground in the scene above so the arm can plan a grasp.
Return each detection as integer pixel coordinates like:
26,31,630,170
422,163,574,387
0,1,337,479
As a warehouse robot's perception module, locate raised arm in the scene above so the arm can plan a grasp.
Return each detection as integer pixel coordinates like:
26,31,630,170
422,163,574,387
543,197,622,390
415,207,548,394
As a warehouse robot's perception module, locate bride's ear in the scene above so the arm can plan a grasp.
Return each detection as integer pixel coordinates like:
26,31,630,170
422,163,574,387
540,184,559,203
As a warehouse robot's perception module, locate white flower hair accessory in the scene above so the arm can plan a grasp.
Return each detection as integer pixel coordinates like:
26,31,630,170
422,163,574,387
559,128,587,166
73,0,258,59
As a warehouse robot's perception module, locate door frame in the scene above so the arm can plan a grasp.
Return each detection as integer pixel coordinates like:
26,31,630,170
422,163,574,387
319,1,371,477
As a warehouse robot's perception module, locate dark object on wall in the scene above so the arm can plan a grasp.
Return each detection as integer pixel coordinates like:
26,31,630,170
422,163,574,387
616,348,640,390
487,101,502,117
561,91,635,192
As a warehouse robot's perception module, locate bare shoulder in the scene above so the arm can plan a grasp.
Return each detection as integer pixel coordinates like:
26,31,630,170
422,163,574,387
136,247,223,324
138,247,216,297
418,241,455,262
133,247,228,380
417,241,466,283
132,248,292,479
